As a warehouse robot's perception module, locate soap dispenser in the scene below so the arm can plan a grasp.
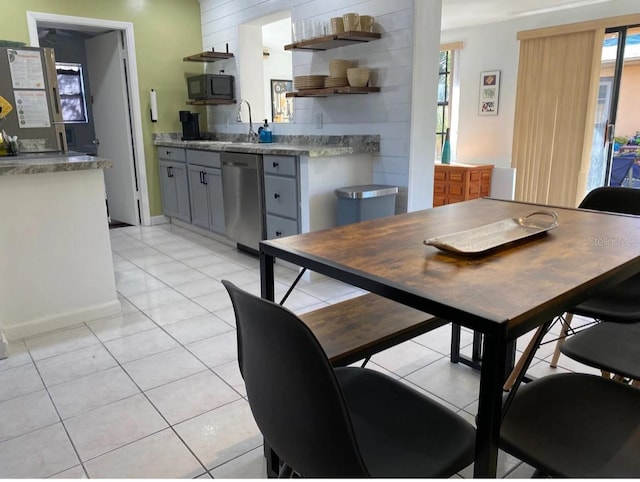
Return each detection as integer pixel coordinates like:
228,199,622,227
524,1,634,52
259,119,272,143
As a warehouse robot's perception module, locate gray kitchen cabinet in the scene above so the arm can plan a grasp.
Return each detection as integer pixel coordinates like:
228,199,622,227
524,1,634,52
263,155,300,240
158,146,190,222
186,150,225,235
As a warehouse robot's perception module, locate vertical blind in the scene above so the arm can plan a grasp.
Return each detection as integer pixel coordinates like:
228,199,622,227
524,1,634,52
511,29,604,207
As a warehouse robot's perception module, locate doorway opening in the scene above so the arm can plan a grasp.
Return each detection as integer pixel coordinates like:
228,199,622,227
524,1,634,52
238,11,293,124
587,25,640,191
27,12,150,226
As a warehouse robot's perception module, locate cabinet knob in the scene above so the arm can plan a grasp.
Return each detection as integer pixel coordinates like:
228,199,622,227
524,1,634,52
167,166,174,178
273,162,279,168
166,150,171,155
201,171,207,185
274,193,280,199
275,231,282,237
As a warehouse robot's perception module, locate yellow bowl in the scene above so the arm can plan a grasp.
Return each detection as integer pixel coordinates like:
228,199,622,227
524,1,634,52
346,68,370,87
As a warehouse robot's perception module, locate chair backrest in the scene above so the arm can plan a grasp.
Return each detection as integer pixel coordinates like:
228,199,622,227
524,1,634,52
222,280,369,477
579,186,640,215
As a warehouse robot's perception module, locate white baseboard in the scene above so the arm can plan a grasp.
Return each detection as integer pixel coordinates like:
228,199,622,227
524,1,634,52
0,331,7,359
151,215,169,225
2,299,121,342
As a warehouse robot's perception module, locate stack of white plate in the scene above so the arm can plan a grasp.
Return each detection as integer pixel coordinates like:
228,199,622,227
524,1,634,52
324,77,349,88
294,75,328,90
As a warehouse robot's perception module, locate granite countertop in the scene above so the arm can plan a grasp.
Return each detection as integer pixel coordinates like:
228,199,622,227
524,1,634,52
153,133,380,158
0,152,113,176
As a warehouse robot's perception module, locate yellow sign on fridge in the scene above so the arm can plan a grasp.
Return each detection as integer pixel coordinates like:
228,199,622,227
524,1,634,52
0,95,13,120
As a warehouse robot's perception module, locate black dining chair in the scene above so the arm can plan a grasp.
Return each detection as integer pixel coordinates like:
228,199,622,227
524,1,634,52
503,186,640,392
222,280,476,478
547,186,640,375
560,320,640,384
500,372,640,477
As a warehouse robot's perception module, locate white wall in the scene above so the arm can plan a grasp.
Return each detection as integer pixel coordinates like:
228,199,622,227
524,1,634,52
199,0,443,212
441,0,640,169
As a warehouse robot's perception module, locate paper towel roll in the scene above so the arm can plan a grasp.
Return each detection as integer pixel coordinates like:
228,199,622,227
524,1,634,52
150,89,158,122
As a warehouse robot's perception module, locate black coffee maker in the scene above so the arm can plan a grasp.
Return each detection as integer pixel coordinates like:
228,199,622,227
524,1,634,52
179,110,202,140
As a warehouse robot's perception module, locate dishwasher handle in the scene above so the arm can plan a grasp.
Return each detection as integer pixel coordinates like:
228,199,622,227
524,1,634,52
222,160,252,168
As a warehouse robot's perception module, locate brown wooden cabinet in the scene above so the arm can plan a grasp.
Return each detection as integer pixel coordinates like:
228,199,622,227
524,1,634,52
433,162,493,206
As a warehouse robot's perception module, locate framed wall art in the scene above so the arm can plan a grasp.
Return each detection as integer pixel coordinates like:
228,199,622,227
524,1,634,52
479,70,500,116
271,79,294,123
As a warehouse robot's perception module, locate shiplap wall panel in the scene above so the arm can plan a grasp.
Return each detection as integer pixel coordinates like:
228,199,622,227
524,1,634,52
199,0,439,212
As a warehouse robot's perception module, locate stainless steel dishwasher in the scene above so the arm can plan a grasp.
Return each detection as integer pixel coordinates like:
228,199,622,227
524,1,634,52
221,152,265,253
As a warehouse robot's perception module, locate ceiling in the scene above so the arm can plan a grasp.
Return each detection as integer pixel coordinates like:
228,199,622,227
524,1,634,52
441,0,613,30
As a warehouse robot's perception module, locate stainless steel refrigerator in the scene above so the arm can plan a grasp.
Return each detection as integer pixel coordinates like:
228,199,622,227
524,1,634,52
0,46,67,153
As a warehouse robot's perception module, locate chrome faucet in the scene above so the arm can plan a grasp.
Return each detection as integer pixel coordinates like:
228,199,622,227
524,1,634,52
236,99,258,143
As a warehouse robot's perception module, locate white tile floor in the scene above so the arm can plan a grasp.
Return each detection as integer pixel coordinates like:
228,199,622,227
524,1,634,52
0,223,598,478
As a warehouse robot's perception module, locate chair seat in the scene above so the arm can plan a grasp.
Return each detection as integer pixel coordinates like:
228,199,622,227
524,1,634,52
560,321,640,380
571,273,640,322
501,373,640,477
336,367,476,477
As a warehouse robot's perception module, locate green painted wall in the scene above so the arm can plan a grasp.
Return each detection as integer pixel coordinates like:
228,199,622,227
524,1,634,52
1,0,204,218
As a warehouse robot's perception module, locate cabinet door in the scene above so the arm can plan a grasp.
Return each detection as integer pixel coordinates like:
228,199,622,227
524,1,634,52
158,160,179,218
188,165,210,229
172,163,191,222
205,167,225,234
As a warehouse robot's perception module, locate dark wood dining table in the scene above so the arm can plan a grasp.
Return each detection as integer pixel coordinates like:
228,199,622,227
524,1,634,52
259,197,640,477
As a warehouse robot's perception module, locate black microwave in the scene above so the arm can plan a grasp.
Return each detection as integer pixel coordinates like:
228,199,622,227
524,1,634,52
187,74,235,100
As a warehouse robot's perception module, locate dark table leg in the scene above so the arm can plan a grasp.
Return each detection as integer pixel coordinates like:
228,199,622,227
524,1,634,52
473,331,483,362
260,250,275,301
450,323,461,363
473,331,508,478
260,250,278,476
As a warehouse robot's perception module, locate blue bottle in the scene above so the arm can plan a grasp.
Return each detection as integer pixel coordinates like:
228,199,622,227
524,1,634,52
441,128,451,164
259,119,273,143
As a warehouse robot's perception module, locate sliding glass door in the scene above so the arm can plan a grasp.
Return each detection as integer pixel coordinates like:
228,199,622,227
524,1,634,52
587,25,640,190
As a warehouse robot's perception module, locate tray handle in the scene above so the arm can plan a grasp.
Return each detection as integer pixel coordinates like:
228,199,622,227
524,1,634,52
522,210,558,227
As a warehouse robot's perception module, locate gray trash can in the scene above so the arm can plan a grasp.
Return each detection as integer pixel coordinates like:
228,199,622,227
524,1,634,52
335,184,398,226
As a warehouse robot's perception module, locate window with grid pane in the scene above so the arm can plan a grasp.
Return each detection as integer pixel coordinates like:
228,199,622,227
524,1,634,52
56,63,88,123
436,50,452,158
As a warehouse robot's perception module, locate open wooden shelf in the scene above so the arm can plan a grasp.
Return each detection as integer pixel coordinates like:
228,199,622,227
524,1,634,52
284,31,381,51
183,51,234,62
286,86,380,97
186,99,237,105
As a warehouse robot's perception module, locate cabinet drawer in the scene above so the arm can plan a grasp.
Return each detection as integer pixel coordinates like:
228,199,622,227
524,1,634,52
449,171,465,183
434,169,447,182
157,146,185,162
469,170,483,183
264,175,298,219
448,183,464,196
187,149,221,168
467,182,481,197
433,182,447,195
433,196,446,207
266,214,299,240
263,155,296,176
